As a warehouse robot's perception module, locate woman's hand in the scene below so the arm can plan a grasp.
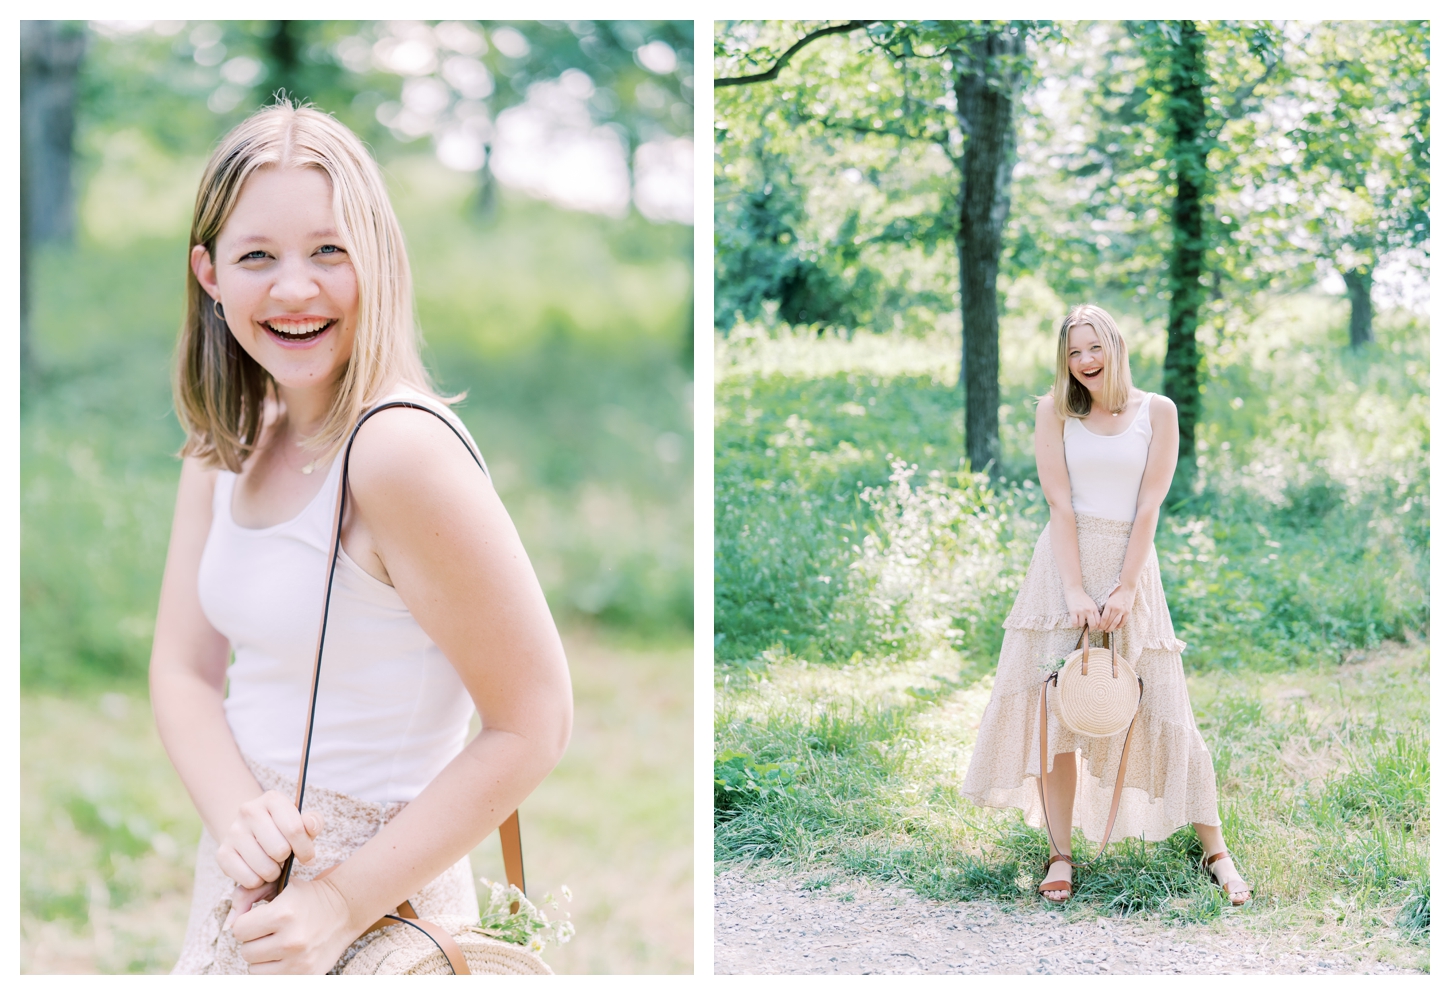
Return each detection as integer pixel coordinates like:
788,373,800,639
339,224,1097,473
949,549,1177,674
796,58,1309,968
1099,581,1135,632
216,790,324,892
230,875,358,974
1064,587,1101,631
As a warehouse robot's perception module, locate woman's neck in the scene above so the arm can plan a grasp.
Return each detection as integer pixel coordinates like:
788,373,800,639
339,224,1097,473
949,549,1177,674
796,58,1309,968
274,381,338,439
1087,386,1138,417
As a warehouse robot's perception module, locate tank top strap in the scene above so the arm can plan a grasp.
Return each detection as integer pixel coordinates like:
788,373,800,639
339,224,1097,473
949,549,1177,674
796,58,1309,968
1135,391,1155,422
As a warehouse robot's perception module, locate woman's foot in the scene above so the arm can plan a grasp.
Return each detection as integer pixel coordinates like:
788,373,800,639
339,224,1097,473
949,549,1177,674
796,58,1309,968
1038,856,1074,903
1203,852,1251,906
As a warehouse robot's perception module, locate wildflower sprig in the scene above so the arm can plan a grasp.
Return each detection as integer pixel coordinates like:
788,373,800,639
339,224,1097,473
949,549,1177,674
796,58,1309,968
477,878,575,954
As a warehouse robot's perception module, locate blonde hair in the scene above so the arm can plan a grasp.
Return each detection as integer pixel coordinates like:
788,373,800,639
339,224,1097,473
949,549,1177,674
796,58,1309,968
1051,304,1132,418
175,101,444,471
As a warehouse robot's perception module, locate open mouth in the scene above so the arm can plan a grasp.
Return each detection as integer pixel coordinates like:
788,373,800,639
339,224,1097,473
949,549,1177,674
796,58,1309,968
1079,366,1102,380
262,318,337,344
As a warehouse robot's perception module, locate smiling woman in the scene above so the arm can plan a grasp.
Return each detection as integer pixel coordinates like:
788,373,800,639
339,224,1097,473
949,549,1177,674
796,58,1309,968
960,303,1251,908
151,101,573,974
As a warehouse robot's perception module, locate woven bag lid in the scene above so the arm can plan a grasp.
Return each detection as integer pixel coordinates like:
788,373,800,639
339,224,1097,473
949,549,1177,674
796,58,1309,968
1056,645,1140,737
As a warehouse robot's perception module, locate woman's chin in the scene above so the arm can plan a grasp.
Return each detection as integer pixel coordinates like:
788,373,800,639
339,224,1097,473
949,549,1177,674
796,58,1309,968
264,358,350,395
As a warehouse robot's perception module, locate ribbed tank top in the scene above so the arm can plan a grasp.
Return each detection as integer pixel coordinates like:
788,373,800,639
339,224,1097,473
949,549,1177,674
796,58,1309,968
1062,392,1154,524
197,393,481,803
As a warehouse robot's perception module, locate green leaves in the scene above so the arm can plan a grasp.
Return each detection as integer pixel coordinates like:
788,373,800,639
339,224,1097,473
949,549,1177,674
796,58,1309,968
714,749,800,819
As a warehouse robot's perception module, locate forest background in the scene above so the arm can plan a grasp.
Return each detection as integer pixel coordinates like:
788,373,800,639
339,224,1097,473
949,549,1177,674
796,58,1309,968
20,19,693,974
712,19,1429,968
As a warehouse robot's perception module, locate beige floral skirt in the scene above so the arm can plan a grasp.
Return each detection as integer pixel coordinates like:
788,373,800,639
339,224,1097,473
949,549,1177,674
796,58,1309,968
960,514,1221,843
172,758,479,975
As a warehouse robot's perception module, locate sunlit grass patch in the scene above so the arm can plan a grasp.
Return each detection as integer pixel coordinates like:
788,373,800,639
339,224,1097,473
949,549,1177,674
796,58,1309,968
716,639,1428,956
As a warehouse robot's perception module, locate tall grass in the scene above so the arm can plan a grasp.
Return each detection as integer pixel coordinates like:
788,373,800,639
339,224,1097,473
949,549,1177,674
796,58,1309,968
714,289,1429,960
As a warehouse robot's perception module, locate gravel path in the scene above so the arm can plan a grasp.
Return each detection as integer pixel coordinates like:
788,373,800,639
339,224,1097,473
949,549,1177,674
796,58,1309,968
714,868,1418,975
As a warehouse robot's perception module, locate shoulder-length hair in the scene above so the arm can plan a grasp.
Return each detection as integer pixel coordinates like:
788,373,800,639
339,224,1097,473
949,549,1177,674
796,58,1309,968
1051,304,1132,419
175,101,444,472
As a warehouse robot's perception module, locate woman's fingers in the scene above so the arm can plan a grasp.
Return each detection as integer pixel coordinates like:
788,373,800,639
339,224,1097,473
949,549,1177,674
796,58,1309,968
216,844,269,890
224,881,278,930
262,794,319,866
231,832,284,884
249,804,296,865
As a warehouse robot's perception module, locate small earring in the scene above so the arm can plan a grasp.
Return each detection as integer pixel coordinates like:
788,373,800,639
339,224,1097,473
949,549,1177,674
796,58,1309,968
213,299,225,321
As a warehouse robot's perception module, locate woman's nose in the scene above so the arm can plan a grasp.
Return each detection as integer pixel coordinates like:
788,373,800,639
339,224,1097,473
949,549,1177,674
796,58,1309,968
270,254,320,303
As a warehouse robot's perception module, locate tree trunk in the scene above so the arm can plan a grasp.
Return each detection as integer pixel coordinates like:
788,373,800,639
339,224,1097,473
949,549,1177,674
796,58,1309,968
20,21,87,384
1162,20,1209,498
267,20,303,101
952,26,1023,476
1343,265,1374,348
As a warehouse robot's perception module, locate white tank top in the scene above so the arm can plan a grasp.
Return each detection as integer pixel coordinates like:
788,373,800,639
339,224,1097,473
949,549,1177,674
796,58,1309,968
197,394,480,803
1062,392,1154,523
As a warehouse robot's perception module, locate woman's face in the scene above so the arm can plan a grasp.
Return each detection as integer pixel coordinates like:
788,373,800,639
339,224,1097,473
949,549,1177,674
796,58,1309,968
1066,321,1108,394
191,165,358,398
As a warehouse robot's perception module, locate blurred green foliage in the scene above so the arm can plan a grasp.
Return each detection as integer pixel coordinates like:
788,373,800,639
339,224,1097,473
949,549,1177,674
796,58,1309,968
713,21,1428,339
21,22,693,691
80,20,691,160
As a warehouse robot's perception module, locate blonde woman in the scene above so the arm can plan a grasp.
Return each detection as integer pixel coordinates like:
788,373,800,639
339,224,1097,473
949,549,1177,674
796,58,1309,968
960,304,1250,906
150,102,572,973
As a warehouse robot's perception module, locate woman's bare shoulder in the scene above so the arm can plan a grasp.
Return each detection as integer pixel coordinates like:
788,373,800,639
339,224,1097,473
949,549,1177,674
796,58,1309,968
1034,392,1062,423
346,404,488,507
177,453,220,494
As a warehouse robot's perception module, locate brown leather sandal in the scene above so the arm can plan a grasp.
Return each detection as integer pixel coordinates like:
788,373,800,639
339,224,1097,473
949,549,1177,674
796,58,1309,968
1038,853,1076,904
1202,851,1252,906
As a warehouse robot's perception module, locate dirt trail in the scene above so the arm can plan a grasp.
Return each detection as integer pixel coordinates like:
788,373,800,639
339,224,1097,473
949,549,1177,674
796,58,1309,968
714,868,1418,975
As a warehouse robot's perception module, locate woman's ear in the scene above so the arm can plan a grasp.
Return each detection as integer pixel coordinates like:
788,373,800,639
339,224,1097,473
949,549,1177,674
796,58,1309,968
191,244,220,302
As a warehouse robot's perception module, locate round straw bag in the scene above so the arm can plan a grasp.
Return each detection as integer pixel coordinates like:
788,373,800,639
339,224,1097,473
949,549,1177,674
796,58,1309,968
340,916,552,975
1036,625,1146,863
1056,626,1139,736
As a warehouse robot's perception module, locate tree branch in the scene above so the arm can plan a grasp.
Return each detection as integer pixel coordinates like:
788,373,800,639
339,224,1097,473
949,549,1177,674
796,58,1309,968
830,118,950,148
716,21,871,87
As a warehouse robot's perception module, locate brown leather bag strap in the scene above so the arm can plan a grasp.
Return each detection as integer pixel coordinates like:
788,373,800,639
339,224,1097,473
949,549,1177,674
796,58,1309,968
1088,675,1144,863
500,810,525,912
1036,674,1066,858
277,401,525,904
381,913,472,975
1036,666,1145,868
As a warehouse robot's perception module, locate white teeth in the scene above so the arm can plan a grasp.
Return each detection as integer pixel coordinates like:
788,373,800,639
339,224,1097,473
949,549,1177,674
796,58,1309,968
266,319,331,338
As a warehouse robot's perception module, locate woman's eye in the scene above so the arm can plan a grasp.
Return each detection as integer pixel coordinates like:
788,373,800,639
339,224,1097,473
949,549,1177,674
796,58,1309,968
241,250,268,261
317,244,344,255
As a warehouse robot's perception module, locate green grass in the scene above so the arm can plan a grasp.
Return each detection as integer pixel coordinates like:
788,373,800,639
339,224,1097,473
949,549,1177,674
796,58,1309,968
713,289,1429,969
21,634,692,974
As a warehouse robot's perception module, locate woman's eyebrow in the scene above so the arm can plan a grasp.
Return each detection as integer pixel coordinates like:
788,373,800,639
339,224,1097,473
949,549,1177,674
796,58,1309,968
231,229,340,246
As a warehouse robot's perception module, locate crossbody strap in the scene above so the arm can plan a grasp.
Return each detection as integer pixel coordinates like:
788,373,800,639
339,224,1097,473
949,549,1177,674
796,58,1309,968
276,400,525,902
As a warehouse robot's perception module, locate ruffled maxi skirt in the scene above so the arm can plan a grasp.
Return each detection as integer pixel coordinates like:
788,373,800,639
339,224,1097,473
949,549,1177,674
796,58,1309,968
172,758,479,975
960,514,1220,843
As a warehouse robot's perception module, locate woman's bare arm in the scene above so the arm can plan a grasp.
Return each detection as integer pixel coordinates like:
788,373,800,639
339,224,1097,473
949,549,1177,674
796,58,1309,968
231,409,573,971
1100,394,1179,631
151,458,323,898
1035,396,1100,631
